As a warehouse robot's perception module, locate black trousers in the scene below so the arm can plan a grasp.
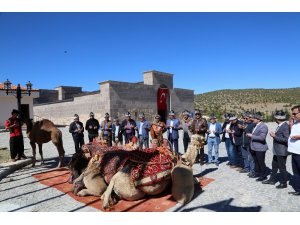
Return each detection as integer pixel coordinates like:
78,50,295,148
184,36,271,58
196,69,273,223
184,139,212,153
291,153,300,192
251,150,267,177
88,133,98,143
271,155,288,184
73,136,85,153
183,133,191,152
9,136,24,159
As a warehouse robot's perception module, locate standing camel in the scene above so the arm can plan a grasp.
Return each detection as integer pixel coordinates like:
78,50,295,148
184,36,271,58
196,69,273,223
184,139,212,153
25,119,65,167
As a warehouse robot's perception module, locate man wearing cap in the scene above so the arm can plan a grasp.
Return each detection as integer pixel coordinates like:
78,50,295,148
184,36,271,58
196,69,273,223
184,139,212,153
229,115,245,170
287,105,300,196
150,115,167,147
246,112,269,181
222,113,236,166
239,112,256,176
121,112,137,144
190,110,208,164
100,113,113,146
69,114,85,153
207,115,223,166
166,110,181,154
112,117,123,146
5,109,26,162
180,110,193,153
85,112,100,143
262,110,290,189
136,113,151,149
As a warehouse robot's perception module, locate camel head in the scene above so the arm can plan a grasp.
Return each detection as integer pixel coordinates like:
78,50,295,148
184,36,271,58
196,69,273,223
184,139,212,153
68,152,89,181
181,134,204,166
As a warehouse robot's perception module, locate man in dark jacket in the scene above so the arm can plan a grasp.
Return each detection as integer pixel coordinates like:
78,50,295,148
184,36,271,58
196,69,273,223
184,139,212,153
239,112,256,176
120,112,137,144
262,110,290,189
69,114,85,153
191,109,208,164
100,113,113,146
85,112,100,143
229,115,244,170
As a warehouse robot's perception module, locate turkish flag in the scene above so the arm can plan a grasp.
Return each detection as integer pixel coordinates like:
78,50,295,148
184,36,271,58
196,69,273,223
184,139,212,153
157,88,168,111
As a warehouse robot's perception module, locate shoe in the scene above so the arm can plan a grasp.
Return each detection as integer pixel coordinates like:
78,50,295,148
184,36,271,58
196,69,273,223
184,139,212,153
215,162,219,166
21,154,27,159
226,162,231,166
199,160,205,165
11,159,17,162
262,179,277,185
206,161,212,165
239,169,249,173
276,183,287,189
288,191,300,196
256,177,268,182
230,165,237,168
235,167,243,172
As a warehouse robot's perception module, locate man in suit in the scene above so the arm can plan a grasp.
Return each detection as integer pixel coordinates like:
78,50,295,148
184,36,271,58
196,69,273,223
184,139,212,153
262,110,290,189
166,110,181,154
112,117,123,145
120,112,137,144
136,113,151,149
207,115,223,166
246,112,269,181
69,114,85,153
191,109,208,164
288,105,300,196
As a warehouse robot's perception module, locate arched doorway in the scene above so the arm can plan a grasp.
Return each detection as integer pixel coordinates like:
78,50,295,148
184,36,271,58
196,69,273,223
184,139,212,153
157,85,169,123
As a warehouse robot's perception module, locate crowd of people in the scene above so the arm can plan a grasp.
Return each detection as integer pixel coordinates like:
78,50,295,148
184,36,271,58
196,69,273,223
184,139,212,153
5,104,300,197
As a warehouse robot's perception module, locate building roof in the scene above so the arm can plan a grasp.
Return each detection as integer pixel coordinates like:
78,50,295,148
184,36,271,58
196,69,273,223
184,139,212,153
0,83,39,91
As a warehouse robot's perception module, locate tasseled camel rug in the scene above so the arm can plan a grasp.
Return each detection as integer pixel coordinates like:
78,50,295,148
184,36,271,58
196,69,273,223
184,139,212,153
32,168,214,212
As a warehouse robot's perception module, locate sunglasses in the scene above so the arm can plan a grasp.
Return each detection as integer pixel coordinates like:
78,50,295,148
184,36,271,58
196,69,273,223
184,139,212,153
292,112,300,116
195,113,201,115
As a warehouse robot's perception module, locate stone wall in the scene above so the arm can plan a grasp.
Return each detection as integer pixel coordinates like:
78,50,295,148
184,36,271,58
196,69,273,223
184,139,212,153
33,89,58,104
143,71,173,89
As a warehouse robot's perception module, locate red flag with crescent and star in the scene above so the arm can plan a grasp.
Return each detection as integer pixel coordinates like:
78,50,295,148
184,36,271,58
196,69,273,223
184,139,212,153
157,88,168,111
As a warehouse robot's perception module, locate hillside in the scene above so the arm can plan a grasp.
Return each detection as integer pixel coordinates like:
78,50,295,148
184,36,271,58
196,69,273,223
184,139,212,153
194,88,300,121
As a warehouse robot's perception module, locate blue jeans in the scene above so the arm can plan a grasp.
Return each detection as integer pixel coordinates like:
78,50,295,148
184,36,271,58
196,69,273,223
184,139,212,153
241,146,255,173
207,137,219,163
225,138,237,165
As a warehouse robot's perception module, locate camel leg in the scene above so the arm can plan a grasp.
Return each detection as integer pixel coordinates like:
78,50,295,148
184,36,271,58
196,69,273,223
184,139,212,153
77,188,101,197
56,145,65,168
30,142,37,167
38,144,44,165
52,130,65,168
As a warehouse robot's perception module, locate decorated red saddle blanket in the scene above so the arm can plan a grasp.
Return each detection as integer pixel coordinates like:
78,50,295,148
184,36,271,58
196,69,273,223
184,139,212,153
83,144,176,187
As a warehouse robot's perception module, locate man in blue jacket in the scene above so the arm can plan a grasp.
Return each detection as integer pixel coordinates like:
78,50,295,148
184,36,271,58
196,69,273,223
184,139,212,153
166,110,181,154
136,113,151,149
207,115,223,166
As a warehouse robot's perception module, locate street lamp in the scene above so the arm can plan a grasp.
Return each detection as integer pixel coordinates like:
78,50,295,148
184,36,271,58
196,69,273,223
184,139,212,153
3,79,33,120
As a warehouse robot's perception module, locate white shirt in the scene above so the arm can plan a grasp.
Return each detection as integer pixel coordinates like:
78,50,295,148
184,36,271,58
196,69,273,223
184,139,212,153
170,120,174,134
209,123,216,138
225,123,231,138
139,122,144,135
288,122,300,154
115,125,120,137
252,122,262,134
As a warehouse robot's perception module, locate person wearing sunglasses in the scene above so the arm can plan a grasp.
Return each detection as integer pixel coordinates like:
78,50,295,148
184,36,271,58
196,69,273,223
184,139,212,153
288,105,300,196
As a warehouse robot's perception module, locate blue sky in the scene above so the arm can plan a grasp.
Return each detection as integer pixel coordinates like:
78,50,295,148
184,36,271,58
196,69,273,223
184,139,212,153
0,12,299,94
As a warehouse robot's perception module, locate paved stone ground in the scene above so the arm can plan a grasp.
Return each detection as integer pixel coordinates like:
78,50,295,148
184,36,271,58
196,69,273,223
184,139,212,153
0,123,299,212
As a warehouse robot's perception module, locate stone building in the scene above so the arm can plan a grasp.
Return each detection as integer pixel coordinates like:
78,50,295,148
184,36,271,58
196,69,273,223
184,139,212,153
33,70,194,125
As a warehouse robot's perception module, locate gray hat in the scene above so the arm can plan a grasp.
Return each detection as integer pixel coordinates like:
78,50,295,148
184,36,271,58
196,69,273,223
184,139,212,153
89,112,94,116
274,110,286,120
210,115,217,120
125,112,131,117
253,112,263,121
194,109,202,115
229,115,237,121
182,110,190,116
154,114,161,119
169,110,175,116
139,113,145,118
74,114,79,118
104,112,109,118
243,111,252,118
